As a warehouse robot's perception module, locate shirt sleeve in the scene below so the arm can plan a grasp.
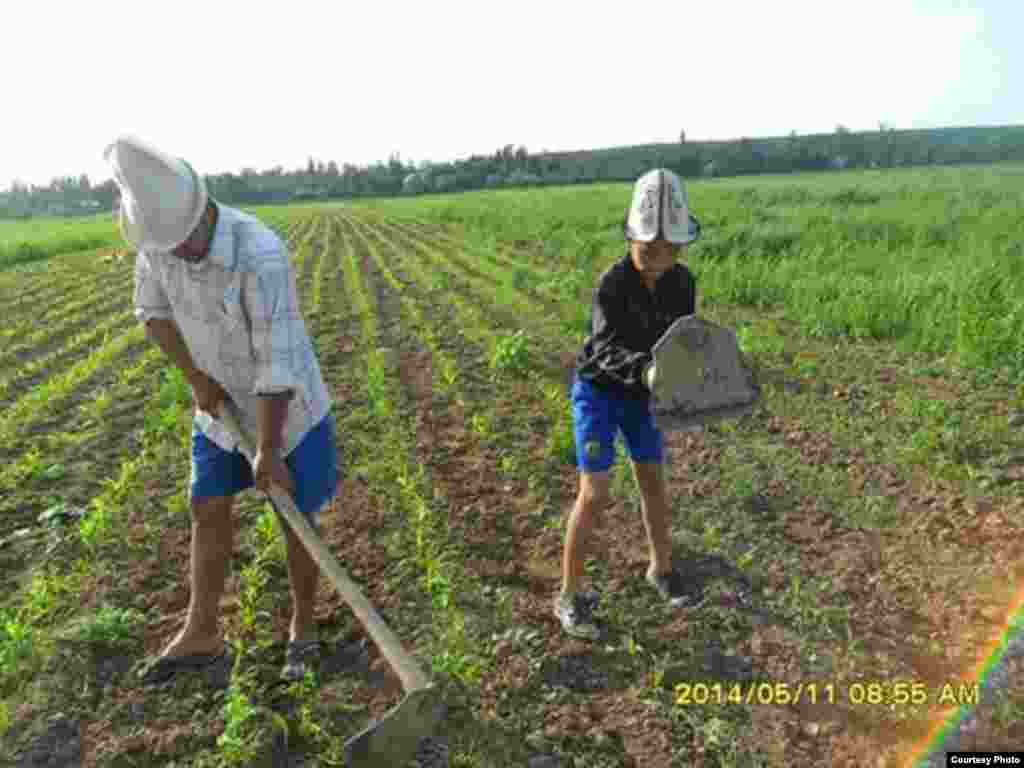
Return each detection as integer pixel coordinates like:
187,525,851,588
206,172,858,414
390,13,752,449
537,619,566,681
133,250,173,324
243,265,307,400
586,285,653,390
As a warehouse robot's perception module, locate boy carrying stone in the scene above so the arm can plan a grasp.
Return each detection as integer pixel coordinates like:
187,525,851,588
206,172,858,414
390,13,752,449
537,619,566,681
556,169,702,640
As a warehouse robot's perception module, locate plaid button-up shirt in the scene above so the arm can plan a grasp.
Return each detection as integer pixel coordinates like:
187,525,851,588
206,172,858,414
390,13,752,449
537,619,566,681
134,204,331,457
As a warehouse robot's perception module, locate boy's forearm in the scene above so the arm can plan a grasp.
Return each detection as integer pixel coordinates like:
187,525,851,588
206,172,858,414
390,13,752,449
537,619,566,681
594,348,652,389
144,318,200,381
256,392,292,453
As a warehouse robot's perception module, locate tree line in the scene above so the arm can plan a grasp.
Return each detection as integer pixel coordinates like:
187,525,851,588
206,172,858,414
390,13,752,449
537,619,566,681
2,124,1023,219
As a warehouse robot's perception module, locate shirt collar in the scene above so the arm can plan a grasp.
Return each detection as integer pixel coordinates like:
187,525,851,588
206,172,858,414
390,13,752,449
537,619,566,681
204,204,234,270
623,251,647,288
622,250,680,294
177,204,234,271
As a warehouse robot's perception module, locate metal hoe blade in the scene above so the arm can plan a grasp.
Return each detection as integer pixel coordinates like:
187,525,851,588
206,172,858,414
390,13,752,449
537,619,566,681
344,687,445,768
213,401,445,768
649,315,761,431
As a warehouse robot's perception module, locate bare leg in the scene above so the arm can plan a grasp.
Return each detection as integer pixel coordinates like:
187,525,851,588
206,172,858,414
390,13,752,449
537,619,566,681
161,496,234,658
282,518,320,644
560,472,611,596
631,461,674,576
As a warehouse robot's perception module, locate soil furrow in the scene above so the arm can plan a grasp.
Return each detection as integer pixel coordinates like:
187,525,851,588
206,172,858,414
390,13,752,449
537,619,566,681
0,312,138,405
366,216,550,336
0,353,166,525
345,210,700,766
0,328,148,461
346,208,1011,765
1,269,134,347
383,215,559,310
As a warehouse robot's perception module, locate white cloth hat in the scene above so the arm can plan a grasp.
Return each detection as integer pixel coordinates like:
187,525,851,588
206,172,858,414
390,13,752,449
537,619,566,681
625,168,700,244
102,135,208,252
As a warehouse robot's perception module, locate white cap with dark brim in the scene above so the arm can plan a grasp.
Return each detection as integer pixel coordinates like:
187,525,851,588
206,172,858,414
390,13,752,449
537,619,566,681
625,168,700,244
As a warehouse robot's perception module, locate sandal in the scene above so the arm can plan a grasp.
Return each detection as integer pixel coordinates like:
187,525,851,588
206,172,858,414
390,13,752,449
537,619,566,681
139,652,228,686
281,639,323,682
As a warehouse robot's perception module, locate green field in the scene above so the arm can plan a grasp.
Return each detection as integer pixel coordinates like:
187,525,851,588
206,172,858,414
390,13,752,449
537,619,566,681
2,165,1023,767
0,214,130,270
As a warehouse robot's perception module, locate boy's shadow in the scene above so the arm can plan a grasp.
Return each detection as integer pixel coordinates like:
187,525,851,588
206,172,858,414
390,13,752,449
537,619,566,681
672,545,754,599
649,545,807,682
669,544,793,627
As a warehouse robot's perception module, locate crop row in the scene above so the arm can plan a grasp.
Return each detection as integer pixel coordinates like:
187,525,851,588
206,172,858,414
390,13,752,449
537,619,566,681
1,269,135,362
355,212,1024,749
338,215,493,688
0,215,316,461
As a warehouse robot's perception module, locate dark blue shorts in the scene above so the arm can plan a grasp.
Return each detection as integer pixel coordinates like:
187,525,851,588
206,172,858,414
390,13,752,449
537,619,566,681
571,376,663,473
190,415,339,525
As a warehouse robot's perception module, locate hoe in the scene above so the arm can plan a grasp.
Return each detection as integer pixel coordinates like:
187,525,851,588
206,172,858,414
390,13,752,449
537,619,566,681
219,401,444,768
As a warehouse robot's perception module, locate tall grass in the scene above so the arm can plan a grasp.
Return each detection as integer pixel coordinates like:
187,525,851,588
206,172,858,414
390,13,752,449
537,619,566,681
352,164,1024,378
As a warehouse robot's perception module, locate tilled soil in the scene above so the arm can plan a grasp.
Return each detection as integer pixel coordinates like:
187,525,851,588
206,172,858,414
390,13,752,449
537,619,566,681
6,211,1024,768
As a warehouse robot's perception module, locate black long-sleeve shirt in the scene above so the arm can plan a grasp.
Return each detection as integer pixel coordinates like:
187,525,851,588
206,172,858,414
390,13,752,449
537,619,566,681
575,252,697,399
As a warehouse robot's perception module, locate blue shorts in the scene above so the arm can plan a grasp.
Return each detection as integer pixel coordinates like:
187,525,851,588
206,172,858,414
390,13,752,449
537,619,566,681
190,415,340,526
571,376,664,473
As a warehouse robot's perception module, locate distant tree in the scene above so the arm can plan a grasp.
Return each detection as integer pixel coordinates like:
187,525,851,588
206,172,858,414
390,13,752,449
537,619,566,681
402,173,425,195
832,125,851,165
785,130,800,171
93,178,118,210
877,122,894,167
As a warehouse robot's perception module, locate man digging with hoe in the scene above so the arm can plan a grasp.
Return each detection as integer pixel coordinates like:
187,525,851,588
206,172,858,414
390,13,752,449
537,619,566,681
105,135,339,685
108,137,446,767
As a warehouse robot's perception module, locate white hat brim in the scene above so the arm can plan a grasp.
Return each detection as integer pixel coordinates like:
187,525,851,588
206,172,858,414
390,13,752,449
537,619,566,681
105,137,208,252
626,214,701,244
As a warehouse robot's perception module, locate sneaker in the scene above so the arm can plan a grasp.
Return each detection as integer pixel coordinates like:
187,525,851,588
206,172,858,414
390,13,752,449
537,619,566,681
554,591,601,640
281,639,323,682
646,567,701,608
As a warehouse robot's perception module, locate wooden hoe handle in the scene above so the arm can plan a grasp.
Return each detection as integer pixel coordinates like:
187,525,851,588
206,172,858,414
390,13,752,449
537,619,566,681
216,402,431,694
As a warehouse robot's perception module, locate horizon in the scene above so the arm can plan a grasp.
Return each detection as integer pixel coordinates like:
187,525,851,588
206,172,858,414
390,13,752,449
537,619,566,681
5,120,1020,196
4,0,1021,191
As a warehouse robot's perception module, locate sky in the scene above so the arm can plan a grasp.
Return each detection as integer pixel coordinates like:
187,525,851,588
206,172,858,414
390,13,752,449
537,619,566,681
3,0,1020,191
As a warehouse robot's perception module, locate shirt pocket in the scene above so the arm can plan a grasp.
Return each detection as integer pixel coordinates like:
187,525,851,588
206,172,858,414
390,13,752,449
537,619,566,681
218,280,247,327
200,282,253,375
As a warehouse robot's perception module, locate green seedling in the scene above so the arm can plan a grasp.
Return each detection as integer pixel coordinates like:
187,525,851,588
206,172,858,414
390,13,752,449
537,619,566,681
469,411,493,441
20,447,44,480
498,452,519,477
0,612,36,691
253,508,286,564
238,563,270,635
64,604,144,648
216,672,263,766
737,322,786,359
36,464,65,481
